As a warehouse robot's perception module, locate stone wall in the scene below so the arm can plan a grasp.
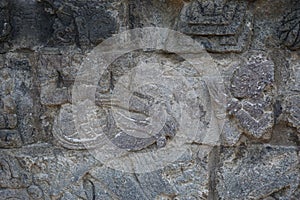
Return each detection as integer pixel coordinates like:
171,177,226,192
0,0,299,199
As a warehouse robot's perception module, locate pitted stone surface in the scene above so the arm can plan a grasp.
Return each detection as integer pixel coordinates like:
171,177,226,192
284,95,300,131
0,0,299,199
227,53,275,139
279,7,300,50
216,145,299,200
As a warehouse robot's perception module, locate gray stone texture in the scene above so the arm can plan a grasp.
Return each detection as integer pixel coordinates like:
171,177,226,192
0,0,299,199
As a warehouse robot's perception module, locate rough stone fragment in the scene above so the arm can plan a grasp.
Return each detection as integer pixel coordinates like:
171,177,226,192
284,95,300,131
0,130,22,148
133,170,175,199
279,8,300,50
128,0,183,29
291,60,300,91
161,146,212,199
4,55,36,145
217,145,299,200
221,119,242,146
230,58,274,99
8,145,97,199
0,144,212,199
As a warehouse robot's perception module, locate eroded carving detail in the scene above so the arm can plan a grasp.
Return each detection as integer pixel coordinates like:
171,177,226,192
38,0,117,48
227,54,274,138
0,154,32,188
52,52,208,151
52,88,180,151
177,0,253,53
279,8,300,50
0,67,21,148
38,53,82,106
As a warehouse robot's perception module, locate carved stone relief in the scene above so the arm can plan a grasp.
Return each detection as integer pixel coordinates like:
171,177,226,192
0,55,36,148
52,52,210,151
38,0,120,48
177,0,253,53
0,0,298,199
227,52,274,139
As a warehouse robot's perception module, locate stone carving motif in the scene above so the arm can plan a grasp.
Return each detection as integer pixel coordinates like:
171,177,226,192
5,147,191,199
52,52,209,151
53,102,179,151
0,68,21,148
0,55,37,147
38,0,117,48
38,52,83,106
0,154,32,188
52,103,100,149
0,149,95,200
227,53,274,139
279,8,300,50
177,0,253,53
0,1,298,199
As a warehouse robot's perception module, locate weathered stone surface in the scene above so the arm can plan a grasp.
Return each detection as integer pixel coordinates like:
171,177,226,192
0,0,11,53
38,0,124,49
38,52,80,106
227,53,275,139
10,0,53,49
284,95,300,131
177,0,253,53
128,0,183,29
0,0,299,199
0,153,33,188
279,7,300,50
216,145,299,200
0,144,212,199
0,54,38,147
220,119,242,146
52,51,213,151
160,146,212,199
0,145,95,199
